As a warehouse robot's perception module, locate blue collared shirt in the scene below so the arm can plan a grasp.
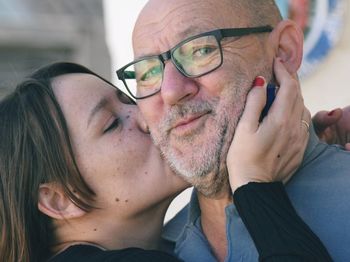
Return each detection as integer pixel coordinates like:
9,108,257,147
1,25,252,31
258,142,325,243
162,127,350,261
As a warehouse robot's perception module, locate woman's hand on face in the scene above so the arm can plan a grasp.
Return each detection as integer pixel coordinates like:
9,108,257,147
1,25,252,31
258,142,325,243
227,58,311,193
313,107,350,150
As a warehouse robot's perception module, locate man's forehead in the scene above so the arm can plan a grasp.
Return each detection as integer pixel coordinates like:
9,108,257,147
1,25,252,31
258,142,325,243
132,0,243,58
133,24,207,57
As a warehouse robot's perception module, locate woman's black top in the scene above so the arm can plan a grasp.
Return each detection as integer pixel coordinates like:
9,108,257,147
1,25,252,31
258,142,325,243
47,245,180,262
48,182,332,262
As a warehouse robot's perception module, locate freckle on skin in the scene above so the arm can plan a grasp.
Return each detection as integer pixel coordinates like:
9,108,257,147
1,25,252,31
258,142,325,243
115,198,120,202
145,171,148,175
125,199,129,203
126,115,130,119
128,128,133,131
93,228,97,231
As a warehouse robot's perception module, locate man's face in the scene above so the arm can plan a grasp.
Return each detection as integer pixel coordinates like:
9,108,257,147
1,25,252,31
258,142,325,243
133,0,272,195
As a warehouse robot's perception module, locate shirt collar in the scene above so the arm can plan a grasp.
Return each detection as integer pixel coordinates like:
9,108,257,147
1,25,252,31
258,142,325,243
162,188,200,242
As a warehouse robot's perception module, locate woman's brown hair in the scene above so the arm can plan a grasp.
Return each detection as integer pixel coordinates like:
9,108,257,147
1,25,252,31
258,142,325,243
0,62,133,261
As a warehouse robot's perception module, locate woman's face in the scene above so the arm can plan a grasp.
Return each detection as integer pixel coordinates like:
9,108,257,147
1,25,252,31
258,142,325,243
51,73,188,219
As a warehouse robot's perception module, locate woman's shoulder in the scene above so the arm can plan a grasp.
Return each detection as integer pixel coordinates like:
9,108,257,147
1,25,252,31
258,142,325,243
47,244,181,262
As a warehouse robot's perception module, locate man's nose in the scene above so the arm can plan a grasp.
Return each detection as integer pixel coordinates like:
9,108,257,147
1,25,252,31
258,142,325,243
160,62,199,106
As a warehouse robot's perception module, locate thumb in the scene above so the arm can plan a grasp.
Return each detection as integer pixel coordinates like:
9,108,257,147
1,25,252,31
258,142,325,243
239,76,267,132
345,143,350,151
312,108,342,134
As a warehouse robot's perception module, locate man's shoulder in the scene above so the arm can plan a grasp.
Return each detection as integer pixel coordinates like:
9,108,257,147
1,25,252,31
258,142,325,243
287,144,350,261
290,142,350,195
299,142,350,175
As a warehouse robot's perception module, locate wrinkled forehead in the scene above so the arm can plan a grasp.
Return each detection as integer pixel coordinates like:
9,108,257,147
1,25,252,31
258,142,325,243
132,0,248,58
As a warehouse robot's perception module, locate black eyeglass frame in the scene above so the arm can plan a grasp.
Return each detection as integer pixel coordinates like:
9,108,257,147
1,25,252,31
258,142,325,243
116,25,273,99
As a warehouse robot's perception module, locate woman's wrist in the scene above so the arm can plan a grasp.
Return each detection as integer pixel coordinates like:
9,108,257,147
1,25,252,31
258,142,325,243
228,167,274,193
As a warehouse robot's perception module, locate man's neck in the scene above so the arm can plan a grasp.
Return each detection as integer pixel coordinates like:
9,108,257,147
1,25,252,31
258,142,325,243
198,189,233,262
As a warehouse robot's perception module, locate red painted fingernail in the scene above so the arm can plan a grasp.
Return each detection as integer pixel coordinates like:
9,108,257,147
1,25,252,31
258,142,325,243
328,110,336,116
252,76,265,87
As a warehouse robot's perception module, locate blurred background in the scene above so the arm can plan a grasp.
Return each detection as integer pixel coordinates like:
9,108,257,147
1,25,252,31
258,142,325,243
0,0,349,221
0,0,110,97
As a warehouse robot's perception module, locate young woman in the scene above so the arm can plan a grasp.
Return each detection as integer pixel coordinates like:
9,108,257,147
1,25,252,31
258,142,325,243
0,62,331,262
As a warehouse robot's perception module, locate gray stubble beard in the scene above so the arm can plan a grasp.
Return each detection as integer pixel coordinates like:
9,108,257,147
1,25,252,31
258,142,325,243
152,82,248,198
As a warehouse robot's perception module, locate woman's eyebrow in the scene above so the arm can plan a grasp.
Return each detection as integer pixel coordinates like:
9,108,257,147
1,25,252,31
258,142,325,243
87,97,109,128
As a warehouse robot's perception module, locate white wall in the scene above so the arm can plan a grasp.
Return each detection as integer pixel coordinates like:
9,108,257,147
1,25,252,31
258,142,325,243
103,0,350,221
103,0,147,87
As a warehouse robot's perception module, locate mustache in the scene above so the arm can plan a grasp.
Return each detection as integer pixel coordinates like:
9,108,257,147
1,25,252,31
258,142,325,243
160,99,218,133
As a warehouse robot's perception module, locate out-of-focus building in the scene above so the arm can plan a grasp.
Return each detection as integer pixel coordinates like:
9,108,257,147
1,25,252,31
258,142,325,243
0,0,110,98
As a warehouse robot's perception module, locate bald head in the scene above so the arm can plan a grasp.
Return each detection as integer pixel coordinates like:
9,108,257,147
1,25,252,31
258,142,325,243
135,0,281,35
133,0,281,57
239,0,282,26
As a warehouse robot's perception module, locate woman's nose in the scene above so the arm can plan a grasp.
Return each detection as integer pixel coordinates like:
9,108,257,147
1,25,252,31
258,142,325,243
134,107,150,134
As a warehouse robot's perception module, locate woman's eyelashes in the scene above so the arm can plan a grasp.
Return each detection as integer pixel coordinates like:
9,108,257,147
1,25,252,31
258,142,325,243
103,118,120,133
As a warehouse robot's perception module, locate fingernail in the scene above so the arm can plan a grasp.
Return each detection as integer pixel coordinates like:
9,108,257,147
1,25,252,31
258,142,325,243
252,76,265,87
328,110,336,116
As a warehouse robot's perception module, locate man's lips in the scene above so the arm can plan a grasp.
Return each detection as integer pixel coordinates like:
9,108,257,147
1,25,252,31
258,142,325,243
169,112,210,135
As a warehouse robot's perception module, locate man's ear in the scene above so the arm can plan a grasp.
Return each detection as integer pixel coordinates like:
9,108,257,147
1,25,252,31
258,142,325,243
269,19,304,74
38,183,86,220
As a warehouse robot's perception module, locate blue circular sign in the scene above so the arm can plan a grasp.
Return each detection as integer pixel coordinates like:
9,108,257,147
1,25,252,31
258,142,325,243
275,0,347,78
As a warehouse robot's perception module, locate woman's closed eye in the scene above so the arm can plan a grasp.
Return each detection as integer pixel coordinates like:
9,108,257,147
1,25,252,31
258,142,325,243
103,118,120,133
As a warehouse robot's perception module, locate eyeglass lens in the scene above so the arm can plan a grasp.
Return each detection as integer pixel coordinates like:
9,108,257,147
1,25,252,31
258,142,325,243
123,35,222,98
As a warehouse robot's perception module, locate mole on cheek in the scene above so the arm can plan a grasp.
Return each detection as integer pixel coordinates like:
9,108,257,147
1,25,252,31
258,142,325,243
115,197,120,202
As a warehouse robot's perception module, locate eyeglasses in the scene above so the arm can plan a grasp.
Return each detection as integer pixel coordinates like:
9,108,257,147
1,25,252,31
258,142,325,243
116,25,273,99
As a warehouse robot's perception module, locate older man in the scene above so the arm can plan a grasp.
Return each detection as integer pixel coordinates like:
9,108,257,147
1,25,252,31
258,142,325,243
117,0,350,261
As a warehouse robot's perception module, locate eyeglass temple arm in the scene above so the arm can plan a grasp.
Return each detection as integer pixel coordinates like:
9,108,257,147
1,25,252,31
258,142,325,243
220,25,273,37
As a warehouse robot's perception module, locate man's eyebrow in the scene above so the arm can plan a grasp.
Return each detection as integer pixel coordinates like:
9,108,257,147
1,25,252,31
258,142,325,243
178,26,205,39
136,26,205,58
87,98,109,128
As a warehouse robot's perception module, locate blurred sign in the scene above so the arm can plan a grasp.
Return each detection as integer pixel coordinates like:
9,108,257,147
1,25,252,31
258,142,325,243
276,0,347,78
